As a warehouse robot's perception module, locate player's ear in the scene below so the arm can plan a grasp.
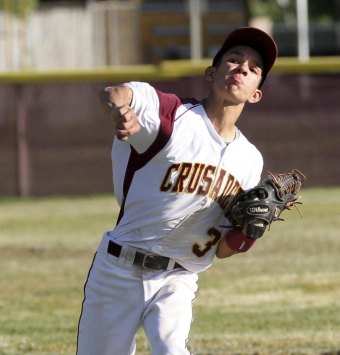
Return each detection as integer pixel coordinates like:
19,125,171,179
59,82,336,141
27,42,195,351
248,89,262,104
205,66,216,82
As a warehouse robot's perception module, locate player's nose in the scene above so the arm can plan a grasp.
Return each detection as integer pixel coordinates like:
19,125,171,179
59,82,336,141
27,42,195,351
236,62,249,75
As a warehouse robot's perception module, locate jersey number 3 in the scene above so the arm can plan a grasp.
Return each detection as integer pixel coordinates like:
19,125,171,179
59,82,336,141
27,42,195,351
192,227,221,257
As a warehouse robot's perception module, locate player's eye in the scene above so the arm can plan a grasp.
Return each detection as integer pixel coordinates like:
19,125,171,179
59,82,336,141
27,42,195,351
250,66,262,75
226,56,240,64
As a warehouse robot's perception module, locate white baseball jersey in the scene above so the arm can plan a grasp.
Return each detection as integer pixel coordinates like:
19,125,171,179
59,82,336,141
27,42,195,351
107,81,263,273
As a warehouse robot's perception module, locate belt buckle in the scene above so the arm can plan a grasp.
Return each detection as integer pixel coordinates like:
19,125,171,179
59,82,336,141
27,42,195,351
141,254,156,269
141,254,163,270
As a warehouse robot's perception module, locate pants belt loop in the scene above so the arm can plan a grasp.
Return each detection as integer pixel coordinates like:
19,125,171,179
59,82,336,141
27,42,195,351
166,259,176,270
125,245,137,265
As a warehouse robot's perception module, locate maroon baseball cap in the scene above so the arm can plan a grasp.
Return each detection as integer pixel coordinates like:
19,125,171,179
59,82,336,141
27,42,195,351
212,27,278,87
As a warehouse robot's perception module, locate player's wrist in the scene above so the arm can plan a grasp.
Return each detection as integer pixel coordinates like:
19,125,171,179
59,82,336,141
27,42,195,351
223,228,256,253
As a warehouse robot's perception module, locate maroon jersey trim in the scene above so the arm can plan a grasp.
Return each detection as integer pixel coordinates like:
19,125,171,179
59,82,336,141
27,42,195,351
116,90,184,225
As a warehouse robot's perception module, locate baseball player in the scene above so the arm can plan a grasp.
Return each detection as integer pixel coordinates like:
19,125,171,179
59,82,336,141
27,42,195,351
77,27,278,355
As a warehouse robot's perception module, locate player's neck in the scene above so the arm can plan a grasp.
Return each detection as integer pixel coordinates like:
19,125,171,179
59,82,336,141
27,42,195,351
202,98,243,141
212,120,237,142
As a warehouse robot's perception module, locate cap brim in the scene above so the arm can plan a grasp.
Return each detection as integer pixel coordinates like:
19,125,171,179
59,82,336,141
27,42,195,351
212,27,278,87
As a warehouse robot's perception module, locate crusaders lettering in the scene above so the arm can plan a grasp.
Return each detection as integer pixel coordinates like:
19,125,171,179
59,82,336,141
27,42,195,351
160,162,241,209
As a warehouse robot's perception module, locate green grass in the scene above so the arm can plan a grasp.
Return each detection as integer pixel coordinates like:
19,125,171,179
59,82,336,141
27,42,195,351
0,188,339,354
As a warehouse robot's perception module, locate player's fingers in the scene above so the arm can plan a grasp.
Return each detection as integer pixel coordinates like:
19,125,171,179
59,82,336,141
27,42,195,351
115,130,129,141
114,107,141,140
115,121,141,139
115,115,134,130
116,105,132,120
115,124,140,139
117,108,139,128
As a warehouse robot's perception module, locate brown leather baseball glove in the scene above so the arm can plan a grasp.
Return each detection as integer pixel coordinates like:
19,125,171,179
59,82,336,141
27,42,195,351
226,169,306,239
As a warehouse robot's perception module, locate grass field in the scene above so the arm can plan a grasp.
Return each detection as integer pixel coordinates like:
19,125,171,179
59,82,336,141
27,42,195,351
0,188,340,355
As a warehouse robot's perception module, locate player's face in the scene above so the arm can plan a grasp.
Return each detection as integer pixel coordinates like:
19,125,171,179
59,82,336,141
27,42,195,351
209,45,263,104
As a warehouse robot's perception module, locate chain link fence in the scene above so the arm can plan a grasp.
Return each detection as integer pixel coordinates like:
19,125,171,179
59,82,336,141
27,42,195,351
1,72,339,196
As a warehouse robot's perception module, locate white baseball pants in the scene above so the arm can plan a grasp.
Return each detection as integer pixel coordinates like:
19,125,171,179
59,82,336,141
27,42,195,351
77,236,198,355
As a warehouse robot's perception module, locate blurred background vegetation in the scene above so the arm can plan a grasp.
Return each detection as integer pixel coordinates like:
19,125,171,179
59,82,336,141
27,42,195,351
0,0,339,70
0,0,38,17
250,0,340,24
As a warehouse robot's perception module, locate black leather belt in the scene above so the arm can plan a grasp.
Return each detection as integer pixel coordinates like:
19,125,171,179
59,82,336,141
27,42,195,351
107,240,182,271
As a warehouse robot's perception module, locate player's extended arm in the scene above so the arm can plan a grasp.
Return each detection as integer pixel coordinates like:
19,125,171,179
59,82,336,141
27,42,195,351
99,85,141,141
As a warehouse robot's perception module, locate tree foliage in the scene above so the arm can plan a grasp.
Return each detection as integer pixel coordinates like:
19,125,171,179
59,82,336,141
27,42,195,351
248,0,340,24
0,0,38,18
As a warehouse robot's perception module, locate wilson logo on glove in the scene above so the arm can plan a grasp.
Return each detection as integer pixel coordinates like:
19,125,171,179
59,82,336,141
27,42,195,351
247,205,270,214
